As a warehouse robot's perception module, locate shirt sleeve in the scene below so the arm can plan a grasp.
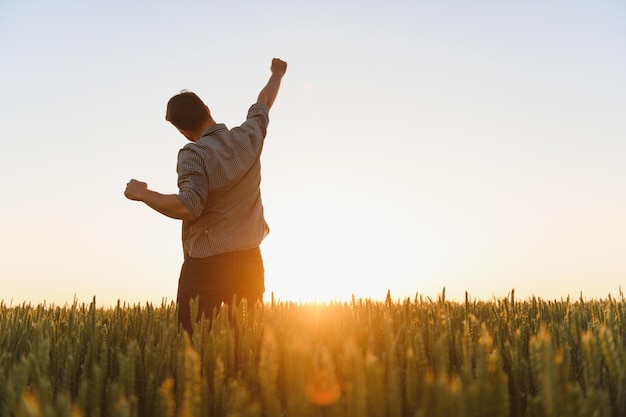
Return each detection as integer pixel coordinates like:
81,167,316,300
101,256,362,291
176,146,209,218
234,102,270,140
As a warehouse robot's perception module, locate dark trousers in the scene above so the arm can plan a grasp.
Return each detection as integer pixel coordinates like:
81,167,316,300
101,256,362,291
177,247,265,334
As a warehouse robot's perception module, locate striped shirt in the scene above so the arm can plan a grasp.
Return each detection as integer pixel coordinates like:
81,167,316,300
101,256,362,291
176,102,270,258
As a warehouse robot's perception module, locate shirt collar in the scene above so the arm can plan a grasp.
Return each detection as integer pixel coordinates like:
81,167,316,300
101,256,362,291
199,123,226,139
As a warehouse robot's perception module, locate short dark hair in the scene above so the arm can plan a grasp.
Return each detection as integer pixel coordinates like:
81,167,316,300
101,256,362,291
165,91,210,131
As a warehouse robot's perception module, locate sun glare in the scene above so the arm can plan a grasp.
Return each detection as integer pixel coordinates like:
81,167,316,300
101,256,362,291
262,196,417,303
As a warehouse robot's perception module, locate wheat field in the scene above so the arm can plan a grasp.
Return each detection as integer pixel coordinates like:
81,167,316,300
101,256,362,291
1,290,625,417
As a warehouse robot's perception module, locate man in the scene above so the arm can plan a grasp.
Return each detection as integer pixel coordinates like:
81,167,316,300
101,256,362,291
124,58,287,333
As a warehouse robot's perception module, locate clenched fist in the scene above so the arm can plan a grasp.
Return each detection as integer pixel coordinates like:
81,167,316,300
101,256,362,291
124,179,148,201
271,58,287,76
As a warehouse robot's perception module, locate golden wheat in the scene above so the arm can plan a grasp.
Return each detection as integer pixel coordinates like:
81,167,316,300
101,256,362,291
1,291,625,417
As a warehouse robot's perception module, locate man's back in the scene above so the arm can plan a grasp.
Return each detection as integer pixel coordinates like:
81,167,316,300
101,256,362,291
178,103,270,258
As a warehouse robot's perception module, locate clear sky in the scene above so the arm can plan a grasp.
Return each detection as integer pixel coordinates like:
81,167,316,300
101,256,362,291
1,0,624,307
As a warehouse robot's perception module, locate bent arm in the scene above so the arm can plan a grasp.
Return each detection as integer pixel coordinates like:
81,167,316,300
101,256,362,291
257,58,287,109
138,190,196,220
125,179,196,220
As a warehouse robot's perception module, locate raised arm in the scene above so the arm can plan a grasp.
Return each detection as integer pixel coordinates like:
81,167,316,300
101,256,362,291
257,58,287,109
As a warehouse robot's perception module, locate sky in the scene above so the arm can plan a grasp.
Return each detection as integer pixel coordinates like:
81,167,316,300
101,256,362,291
0,0,625,307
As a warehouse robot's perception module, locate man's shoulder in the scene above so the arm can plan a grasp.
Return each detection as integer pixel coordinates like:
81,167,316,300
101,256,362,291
180,141,199,154
247,102,270,119
178,141,209,163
